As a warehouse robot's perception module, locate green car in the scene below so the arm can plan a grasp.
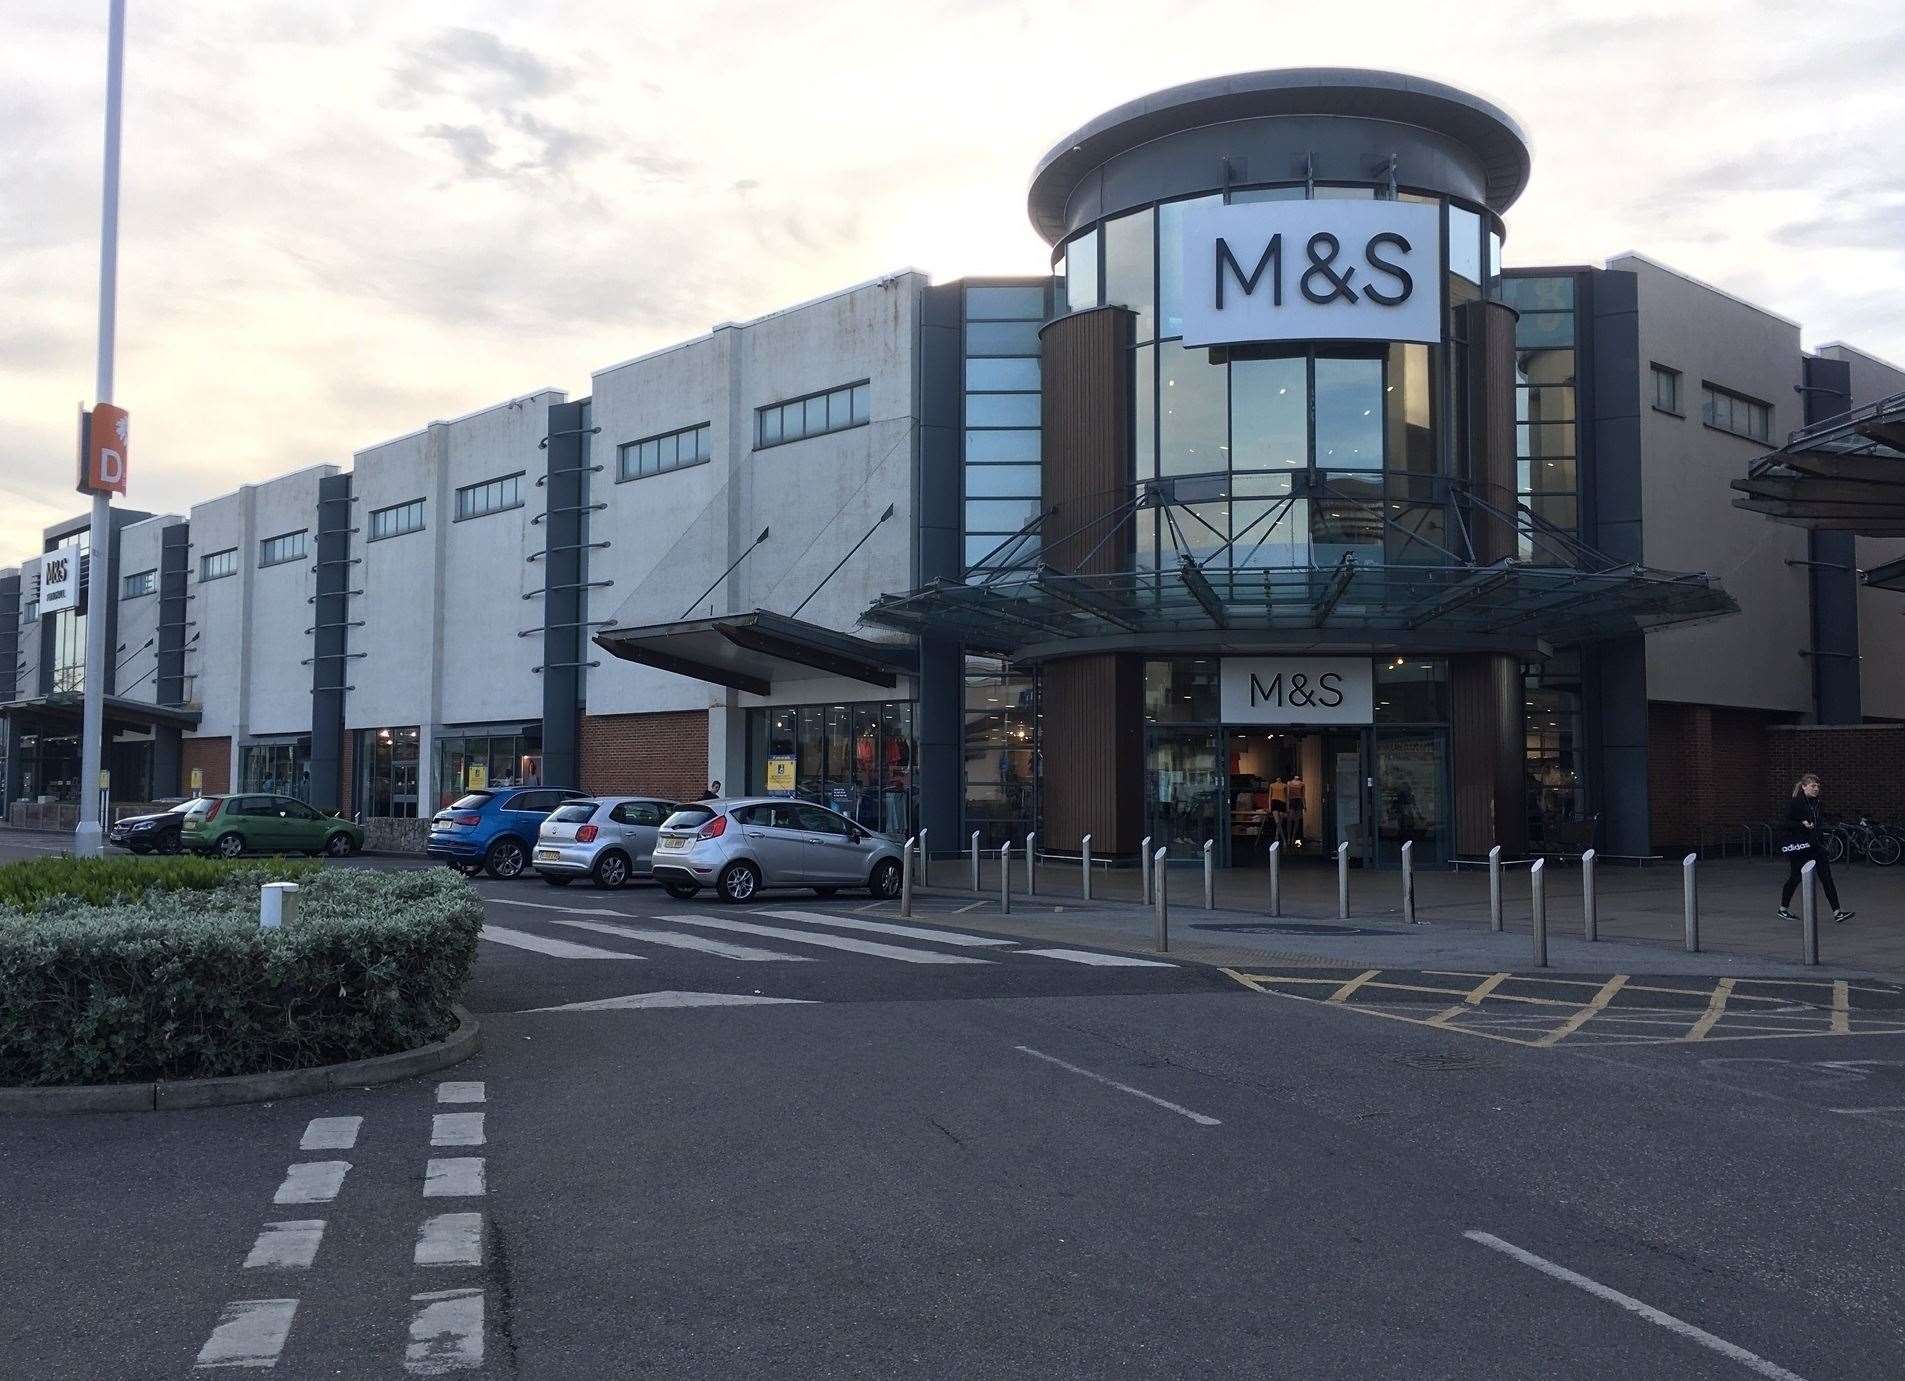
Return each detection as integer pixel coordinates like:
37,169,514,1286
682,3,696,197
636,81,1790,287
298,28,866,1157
180,793,366,859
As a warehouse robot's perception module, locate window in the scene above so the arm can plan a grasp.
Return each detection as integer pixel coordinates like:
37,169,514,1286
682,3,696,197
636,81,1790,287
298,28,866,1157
258,530,307,567
369,499,425,542
454,473,523,521
1062,228,1100,314
20,599,38,624
610,800,665,826
618,423,711,482
963,283,1047,572
1651,364,1682,416
358,726,420,817
121,569,156,599
1702,383,1772,442
755,383,869,449
200,548,237,581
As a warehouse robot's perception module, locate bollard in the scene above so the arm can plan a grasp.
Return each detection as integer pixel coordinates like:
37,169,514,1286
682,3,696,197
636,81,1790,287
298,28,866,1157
900,837,915,918
1801,860,1819,966
1682,852,1699,953
1401,840,1416,924
970,830,981,891
1581,848,1598,941
1000,840,1012,915
1202,839,1215,911
1026,831,1038,896
1081,833,1093,902
917,827,929,889
259,881,299,931
1153,845,1169,952
1140,835,1153,906
1337,841,1350,920
1488,844,1502,932
1530,858,1548,967
1267,840,1281,918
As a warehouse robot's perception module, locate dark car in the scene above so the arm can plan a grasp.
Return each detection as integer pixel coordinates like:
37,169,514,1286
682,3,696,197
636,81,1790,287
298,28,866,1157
426,787,587,879
106,798,197,854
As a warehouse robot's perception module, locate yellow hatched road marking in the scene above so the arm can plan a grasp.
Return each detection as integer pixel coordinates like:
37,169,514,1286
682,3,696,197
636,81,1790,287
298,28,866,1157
1463,972,1513,1005
1681,977,1736,1041
1833,980,1850,1034
1427,1004,1471,1027
1538,975,1629,1047
1328,970,1383,1003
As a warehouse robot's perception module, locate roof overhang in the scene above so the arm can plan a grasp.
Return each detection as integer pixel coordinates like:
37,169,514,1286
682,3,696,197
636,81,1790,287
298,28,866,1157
0,693,201,733
1865,555,1905,593
1733,390,1905,537
593,610,913,696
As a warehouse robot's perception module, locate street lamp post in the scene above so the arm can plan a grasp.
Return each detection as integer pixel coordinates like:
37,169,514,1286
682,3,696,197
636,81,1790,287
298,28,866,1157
75,0,127,858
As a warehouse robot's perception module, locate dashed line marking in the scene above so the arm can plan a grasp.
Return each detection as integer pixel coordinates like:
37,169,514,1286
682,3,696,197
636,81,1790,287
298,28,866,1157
414,1213,484,1268
404,1288,485,1375
423,1157,486,1198
436,1082,484,1105
273,1161,350,1205
299,1117,361,1151
242,1220,326,1270
431,1113,485,1148
194,1298,299,1370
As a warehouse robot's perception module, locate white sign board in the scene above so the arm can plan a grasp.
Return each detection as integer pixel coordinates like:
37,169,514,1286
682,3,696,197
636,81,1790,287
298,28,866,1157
1219,657,1374,726
39,539,81,615
1180,201,1442,348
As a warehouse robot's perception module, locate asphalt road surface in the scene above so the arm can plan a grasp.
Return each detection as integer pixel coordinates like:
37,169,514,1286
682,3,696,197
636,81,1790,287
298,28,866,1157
2,844,1903,1377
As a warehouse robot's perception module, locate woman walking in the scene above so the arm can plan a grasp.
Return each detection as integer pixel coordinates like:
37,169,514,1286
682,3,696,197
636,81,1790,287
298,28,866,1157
1778,773,1855,923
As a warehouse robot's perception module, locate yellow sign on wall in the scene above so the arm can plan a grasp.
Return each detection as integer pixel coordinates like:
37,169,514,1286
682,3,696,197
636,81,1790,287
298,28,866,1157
765,755,796,796
189,767,203,793
467,762,488,790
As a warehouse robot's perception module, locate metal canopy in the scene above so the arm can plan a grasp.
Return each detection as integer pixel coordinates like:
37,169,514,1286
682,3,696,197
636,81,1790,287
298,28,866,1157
1733,390,1905,536
861,480,1736,663
593,609,913,696
0,692,201,733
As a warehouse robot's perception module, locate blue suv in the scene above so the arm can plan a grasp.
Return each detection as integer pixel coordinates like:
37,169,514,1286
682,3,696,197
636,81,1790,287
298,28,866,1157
427,787,586,879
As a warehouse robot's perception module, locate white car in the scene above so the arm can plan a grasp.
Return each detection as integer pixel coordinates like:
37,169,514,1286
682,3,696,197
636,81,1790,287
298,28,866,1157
533,796,678,889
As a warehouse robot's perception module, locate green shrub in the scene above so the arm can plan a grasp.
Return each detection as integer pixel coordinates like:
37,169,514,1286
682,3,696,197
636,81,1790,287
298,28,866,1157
0,867,481,1087
0,854,322,912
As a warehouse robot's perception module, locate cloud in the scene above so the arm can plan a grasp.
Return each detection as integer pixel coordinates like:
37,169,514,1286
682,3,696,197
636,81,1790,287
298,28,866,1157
392,26,571,104
1774,198,1905,251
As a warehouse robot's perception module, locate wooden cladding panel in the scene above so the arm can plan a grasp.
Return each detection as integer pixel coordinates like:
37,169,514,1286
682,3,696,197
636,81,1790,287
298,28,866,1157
1464,299,1520,564
1449,652,1526,856
1040,306,1135,576
1040,653,1143,855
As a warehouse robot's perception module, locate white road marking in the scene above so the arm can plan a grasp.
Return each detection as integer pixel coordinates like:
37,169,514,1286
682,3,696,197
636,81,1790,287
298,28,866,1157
404,1288,485,1374
431,1112,485,1147
298,1116,361,1151
491,898,623,916
424,1157,486,1198
1463,1230,1808,1381
658,913,989,965
953,902,987,914
1019,948,1176,968
479,924,645,959
1014,1045,1222,1127
531,991,815,1012
436,1081,485,1105
273,1161,350,1205
757,908,1017,947
242,1221,326,1270
194,1298,299,1369
415,1213,484,1268
542,914,811,961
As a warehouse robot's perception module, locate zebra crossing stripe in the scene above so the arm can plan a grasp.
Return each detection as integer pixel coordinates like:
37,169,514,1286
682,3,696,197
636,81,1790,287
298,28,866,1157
299,1117,361,1151
424,1158,486,1198
755,909,1017,948
404,1288,484,1375
273,1161,350,1205
540,914,812,961
478,925,645,959
1019,948,1177,968
415,1213,484,1268
194,1298,298,1369
242,1220,326,1270
431,1113,485,1148
657,914,990,965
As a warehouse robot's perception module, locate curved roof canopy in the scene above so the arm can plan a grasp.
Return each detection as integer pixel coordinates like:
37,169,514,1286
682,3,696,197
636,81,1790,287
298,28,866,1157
1027,67,1533,243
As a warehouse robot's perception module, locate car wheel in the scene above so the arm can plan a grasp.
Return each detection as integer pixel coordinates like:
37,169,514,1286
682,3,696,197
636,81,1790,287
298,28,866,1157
542,874,575,887
663,881,700,899
716,861,761,904
324,832,356,858
812,886,838,897
485,837,528,880
868,859,902,899
215,832,245,860
592,851,632,890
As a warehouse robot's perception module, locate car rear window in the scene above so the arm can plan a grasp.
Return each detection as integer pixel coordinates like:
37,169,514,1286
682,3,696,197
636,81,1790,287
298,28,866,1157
661,806,716,830
550,802,598,823
449,792,494,811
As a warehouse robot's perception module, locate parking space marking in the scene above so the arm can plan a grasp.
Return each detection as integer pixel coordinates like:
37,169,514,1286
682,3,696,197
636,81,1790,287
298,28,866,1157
404,1288,485,1375
273,1161,351,1205
423,1158,486,1198
430,1113,485,1148
414,1213,484,1268
1463,1231,1807,1381
757,908,1018,947
242,1221,326,1270
1015,1045,1222,1127
541,914,809,961
436,1081,484,1105
658,913,991,965
194,1298,299,1370
298,1116,362,1151
478,924,646,960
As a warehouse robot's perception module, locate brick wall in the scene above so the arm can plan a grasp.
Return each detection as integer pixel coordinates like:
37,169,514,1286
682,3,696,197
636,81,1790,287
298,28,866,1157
1765,725,1905,823
1648,703,1796,853
579,710,709,800
182,736,230,795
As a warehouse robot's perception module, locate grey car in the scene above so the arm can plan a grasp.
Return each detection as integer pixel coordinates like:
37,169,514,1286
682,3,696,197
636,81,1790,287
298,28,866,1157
533,796,678,889
650,797,905,904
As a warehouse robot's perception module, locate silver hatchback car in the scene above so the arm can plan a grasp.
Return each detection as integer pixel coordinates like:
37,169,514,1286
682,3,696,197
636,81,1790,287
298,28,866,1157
533,796,679,889
651,797,905,904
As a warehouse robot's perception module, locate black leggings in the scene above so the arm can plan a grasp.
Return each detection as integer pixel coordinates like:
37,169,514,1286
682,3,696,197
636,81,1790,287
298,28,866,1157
1782,848,1840,910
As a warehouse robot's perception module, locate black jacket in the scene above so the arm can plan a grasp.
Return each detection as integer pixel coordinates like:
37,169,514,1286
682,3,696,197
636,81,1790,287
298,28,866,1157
1784,795,1821,851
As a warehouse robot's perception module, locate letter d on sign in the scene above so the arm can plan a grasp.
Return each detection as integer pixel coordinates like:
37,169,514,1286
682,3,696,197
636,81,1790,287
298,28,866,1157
80,403,130,496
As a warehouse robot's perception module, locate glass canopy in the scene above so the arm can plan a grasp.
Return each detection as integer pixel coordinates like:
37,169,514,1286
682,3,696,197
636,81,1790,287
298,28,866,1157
1732,389,1905,537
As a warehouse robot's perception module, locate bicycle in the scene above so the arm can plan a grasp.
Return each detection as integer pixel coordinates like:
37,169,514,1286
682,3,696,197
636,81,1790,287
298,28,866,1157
1823,817,1902,867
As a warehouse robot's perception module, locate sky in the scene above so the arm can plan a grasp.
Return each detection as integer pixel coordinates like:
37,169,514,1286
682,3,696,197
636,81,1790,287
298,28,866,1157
3,0,1903,561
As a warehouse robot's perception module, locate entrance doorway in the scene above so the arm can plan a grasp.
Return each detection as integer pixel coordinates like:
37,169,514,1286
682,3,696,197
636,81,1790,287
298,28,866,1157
1226,730,1365,866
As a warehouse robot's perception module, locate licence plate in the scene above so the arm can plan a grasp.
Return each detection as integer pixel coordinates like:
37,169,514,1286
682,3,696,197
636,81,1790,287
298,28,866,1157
656,838,683,851
536,848,560,860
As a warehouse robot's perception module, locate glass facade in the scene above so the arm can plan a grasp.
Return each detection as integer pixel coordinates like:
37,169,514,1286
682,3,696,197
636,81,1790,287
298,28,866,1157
747,700,915,836
435,724,542,808
962,669,1036,848
1502,274,1580,559
359,726,421,818
48,529,90,695
1524,652,1585,844
241,737,312,801
961,283,1049,573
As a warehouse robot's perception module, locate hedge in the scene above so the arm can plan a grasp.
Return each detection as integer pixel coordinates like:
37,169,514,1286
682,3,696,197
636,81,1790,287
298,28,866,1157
0,862,482,1087
0,854,323,911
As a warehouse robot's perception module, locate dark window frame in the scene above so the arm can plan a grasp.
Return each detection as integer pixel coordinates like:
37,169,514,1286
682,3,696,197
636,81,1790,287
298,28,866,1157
199,548,238,582
1700,381,1773,443
1650,363,1683,417
453,472,526,522
368,498,426,542
617,422,712,483
754,381,871,451
258,530,308,568
121,568,156,599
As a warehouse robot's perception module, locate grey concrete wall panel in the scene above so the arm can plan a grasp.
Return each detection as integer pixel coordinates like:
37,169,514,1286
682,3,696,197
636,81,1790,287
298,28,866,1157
1028,69,1531,243
1585,269,1644,565
540,398,589,790
156,523,189,706
1801,355,1860,723
309,473,353,812
918,282,965,588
